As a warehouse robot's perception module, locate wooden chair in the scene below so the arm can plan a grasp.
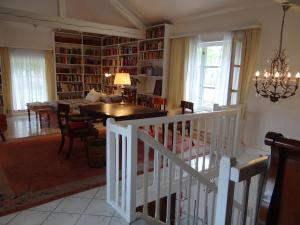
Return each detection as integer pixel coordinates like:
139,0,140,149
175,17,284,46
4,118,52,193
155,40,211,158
0,114,7,142
169,101,194,140
57,103,99,160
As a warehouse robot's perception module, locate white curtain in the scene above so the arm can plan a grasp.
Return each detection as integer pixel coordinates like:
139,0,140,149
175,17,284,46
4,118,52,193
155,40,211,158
184,35,202,110
10,48,48,111
214,33,232,105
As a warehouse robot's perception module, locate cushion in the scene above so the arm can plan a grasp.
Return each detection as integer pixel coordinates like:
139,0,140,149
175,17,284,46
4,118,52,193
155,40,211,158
85,89,101,103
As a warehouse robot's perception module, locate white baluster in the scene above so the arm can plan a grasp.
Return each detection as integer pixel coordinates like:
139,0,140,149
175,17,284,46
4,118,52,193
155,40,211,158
121,135,126,210
115,134,120,206
143,126,150,215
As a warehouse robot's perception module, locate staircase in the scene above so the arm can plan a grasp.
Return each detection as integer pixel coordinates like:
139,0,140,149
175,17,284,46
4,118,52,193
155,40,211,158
106,106,268,225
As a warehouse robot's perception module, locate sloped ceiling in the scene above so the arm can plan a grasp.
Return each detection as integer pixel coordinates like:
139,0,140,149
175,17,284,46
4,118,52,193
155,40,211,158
0,0,276,28
125,0,270,24
65,0,134,28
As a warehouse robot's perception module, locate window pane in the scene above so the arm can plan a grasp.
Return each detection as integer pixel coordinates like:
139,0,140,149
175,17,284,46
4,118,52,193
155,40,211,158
234,41,243,65
206,46,222,67
202,88,215,108
204,67,219,87
230,92,238,105
232,67,240,90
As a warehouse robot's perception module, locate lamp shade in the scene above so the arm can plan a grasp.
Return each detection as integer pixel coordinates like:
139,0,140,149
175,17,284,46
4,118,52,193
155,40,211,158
114,73,131,86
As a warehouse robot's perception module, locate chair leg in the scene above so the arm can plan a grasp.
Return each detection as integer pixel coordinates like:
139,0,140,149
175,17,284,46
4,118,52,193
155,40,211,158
0,131,6,142
58,135,65,154
65,138,74,160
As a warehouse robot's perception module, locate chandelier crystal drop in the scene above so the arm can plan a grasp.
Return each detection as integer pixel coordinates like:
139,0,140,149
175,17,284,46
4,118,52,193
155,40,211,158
254,3,300,103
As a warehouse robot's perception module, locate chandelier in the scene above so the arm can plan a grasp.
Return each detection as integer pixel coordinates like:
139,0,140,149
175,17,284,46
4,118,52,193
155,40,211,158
255,3,300,102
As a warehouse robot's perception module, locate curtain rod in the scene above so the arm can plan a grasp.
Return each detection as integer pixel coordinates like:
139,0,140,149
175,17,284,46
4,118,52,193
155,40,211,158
0,45,53,51
169,24,261,39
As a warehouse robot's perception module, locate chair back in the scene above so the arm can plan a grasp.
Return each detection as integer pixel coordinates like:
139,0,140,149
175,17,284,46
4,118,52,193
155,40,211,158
152,97,167,110
181,100,194,114
57,103,70,130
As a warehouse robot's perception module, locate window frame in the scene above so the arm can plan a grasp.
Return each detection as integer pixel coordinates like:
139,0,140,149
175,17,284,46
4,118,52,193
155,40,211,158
227,35,244,105
198,41,223,110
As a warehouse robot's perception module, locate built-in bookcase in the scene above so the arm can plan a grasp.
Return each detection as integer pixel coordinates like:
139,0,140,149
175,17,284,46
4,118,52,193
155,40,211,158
137,24,172,103
54,24,172,100
0,58,3,113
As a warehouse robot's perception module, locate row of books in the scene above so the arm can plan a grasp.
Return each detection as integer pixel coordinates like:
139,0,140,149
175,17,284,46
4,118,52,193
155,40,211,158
56,68,82,74
119,56,138,66
146,26,165,39
56,56,81,64
57,74,82,82
84,76,102,83
56,47,81,55
102,37,118,46
84,49,101,56
119,67,138,75
139,51,163,60
120,46,138,55
102,47,119,56
57,83,83,92
139,40,164,51
102,59,118,67
84,58,101,65
84,67,101,74
102,67,118,74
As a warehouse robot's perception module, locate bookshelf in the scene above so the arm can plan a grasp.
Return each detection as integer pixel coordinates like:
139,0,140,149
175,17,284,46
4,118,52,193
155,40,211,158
55,32,84,100
83,34,102,94
137,24,173,103
0,58,3,114
54,25,173,101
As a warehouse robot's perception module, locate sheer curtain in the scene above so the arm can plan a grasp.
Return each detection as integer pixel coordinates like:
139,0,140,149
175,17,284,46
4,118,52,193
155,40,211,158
10,49,48,111
184,35,202,110
214,33,232,105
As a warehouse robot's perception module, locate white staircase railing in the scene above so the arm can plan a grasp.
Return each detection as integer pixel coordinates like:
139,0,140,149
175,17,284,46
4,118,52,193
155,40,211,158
106,107,242,224
215,156,268,225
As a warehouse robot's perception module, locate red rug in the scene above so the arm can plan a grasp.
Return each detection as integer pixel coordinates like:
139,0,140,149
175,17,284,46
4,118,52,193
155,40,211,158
0,126,198,217
0,132,107,216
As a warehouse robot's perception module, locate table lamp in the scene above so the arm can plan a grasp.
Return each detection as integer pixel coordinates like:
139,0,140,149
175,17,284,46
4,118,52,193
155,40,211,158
114,72,131,104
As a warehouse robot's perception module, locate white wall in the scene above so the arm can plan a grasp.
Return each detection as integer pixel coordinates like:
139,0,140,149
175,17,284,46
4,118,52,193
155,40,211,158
0,22,54,50
173,1,300,151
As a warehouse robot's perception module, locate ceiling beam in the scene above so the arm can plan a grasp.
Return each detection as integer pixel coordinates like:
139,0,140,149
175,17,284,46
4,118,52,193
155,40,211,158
0,6,145,38
109,0,146,30
57,0,66,17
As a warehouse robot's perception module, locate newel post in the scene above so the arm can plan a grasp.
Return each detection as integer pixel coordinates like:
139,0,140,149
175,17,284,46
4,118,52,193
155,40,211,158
106,118,116,204
126,124,137,223
215,156,236,225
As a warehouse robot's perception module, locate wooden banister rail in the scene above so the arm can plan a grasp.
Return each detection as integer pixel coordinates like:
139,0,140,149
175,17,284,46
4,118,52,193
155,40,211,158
257,132,300,225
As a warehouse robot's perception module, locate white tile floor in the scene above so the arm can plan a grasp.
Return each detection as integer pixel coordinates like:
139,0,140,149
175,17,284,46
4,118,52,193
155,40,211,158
0,185,129,225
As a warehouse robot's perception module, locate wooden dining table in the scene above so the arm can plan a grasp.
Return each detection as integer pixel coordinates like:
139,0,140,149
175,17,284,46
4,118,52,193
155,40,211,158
79,103,168,125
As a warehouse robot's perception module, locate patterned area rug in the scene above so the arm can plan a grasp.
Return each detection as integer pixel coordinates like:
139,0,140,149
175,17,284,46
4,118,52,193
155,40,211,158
0,132,106,216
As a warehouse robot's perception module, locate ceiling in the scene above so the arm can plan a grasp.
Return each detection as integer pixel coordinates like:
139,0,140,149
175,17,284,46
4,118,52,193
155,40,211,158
0,0,278,28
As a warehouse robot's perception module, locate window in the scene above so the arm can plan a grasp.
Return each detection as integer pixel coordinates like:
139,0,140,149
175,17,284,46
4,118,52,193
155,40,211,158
228,38,243,105
10,49,48,111
198,42,223,109
185,34,243,111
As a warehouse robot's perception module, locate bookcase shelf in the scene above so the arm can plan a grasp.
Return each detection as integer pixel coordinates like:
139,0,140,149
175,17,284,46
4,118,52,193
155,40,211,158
54,25,173,100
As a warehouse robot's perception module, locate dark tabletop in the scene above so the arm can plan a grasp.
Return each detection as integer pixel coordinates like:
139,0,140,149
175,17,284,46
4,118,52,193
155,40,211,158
79,103,168,121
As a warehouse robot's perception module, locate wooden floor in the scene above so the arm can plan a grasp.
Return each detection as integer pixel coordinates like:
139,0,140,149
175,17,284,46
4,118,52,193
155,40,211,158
3,114,59,140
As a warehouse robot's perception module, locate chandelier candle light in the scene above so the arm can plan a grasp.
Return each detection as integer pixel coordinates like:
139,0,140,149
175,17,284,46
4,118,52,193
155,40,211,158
255,3,300,102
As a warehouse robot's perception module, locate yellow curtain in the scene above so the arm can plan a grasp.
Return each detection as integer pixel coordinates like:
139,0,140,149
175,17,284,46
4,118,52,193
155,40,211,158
45,50,56,101
167,37,189,109
238,28,261,104
0,47,12,114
